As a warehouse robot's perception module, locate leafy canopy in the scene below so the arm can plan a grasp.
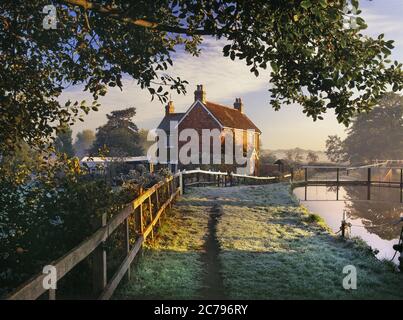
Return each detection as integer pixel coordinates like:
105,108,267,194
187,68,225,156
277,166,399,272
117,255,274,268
1,0,402,152
54,125,75,157
74,129,96,157
326,92,403,164
91,107,144,156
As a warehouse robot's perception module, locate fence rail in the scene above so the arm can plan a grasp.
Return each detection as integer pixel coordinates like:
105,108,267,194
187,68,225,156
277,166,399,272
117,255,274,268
7,174,181,300
181,169,290,193
7,169,291,300
292,166,403,203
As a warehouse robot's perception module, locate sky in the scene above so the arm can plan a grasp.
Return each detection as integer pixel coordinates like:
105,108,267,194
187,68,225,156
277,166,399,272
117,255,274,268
61,0,403,151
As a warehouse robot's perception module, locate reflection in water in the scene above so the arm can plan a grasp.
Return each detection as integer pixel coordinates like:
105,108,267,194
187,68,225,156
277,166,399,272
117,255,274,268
293,186,403,264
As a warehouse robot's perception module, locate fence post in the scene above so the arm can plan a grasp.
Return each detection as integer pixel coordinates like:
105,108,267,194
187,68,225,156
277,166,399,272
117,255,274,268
341,210,346,238
137,187,144,235
155,187,162,227
179,172,183,195
148,196,154,240
336,168,340,184
400,168,402,203
304,167,308,184
92,212,107,296
336,168,340,201
124,217,131,281
367,168,371,200
165,181,171,207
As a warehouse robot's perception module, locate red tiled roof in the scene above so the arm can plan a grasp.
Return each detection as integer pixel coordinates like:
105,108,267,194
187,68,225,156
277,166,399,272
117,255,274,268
204,101,261,133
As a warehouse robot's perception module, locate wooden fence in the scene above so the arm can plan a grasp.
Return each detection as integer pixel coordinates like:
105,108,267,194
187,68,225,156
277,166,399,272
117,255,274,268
7,174,181,300
7,169,291,300
181,169,291,193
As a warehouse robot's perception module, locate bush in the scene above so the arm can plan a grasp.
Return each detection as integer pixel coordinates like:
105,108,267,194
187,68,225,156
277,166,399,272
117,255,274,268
0,154,148,297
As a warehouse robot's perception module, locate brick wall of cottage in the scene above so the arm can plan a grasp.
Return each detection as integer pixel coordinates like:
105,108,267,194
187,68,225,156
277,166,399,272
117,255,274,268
176,102,260,174
177,102,221,166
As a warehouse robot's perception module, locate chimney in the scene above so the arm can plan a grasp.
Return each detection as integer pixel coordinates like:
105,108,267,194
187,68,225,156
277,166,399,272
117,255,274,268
165,100,175,115
194,84,206,103
234,97,244,113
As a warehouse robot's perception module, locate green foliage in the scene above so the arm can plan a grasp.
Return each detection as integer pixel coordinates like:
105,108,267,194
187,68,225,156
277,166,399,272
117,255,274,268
91,107,144,157
1,1,402,152
0,154,140,296
74,129,95,158
343,93,403,164
116,165,171,189
304,213,326,228
325,135,346,163
54,125,75,157
326,93,403,164
138,129,154,155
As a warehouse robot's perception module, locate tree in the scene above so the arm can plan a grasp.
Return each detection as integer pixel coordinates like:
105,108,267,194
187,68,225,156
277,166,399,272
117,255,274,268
138,129,154,155
344,186,401,240
342,93,403,164
285,148,304,165
54,125,75,157
91,107,144,156
260,152,277,165
74,129,95,158
306,151,319,164
326,93,403,164
325,135,346,163
1,0,402,152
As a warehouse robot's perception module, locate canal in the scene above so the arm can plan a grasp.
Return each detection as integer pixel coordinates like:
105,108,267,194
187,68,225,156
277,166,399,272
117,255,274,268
293,185,403,264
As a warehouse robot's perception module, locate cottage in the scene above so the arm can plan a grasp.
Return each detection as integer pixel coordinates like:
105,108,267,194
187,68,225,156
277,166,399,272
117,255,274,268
156,85,261,175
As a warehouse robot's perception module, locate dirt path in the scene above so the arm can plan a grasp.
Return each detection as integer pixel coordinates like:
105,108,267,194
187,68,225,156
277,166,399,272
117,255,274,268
199,201,226,299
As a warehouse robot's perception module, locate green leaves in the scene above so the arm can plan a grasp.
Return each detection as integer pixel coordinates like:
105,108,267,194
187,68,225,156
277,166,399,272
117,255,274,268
300,0,312,10
319,0,328,9
1,0,402,152
270,62,279,73
90,107,144,157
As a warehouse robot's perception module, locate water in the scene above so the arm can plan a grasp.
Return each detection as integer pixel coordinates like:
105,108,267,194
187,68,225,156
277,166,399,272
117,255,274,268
293,185,403,263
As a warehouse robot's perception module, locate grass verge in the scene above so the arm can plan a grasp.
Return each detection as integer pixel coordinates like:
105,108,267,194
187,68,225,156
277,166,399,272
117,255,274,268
115,183,403,299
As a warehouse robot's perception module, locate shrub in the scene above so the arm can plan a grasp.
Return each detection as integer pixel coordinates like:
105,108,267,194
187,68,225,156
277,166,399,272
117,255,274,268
0,154,163,297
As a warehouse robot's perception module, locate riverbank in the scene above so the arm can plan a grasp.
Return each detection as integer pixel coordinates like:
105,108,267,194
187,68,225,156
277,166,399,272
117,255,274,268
115,183,403,299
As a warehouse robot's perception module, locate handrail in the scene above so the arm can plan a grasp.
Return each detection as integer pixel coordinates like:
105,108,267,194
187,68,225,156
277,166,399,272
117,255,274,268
180,169,288,180
181,169,227,175
231,173,277,180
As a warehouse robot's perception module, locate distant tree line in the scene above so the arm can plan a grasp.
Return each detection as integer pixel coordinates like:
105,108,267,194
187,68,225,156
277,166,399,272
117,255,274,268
54,107,151,158
326,93,403,164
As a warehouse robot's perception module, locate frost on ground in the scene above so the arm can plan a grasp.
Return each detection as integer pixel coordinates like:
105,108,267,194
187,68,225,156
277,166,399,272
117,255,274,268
115,183,403,300
114,195,210,299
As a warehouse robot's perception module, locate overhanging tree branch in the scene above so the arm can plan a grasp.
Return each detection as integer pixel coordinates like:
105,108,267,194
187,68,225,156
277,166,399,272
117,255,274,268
61,0,213,35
